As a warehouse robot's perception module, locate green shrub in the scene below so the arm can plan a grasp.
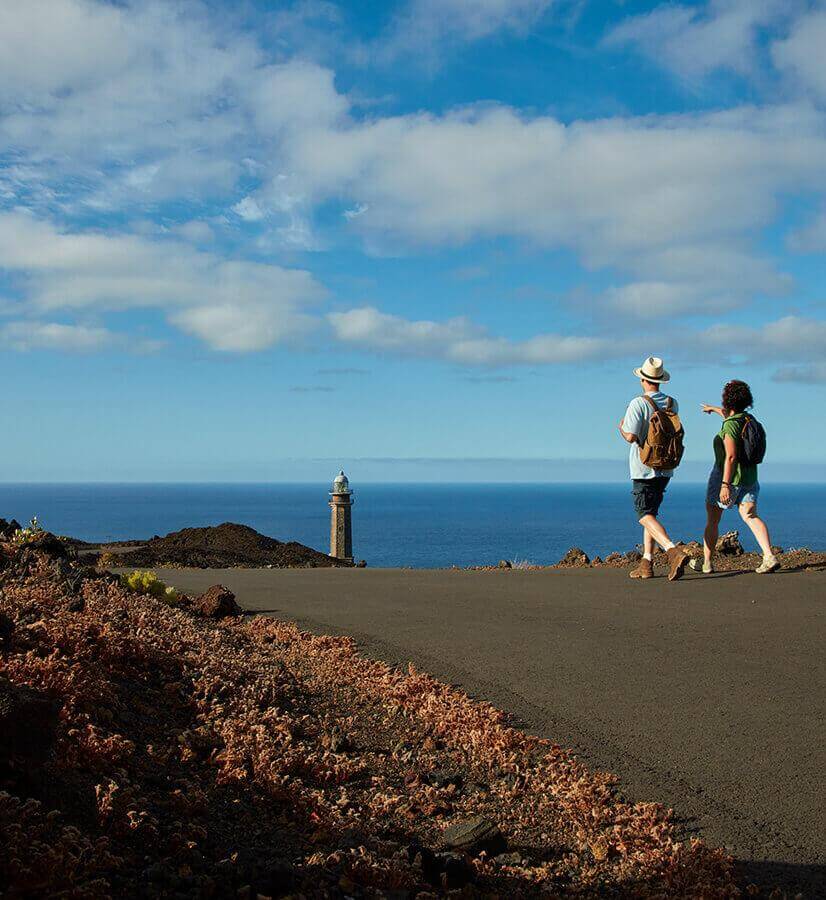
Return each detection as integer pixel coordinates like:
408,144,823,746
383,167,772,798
12,516,44,545
119,570,179,602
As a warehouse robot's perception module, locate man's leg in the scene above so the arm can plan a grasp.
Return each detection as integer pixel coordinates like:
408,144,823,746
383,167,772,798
639,514,676,551
639,477,688,582
630,525,656,578
642,527,657,559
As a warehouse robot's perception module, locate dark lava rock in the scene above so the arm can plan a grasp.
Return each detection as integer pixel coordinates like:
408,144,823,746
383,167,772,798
557,547,590,567
717,530,744,556
427,770,464,791
0,518,21,539
194,585,240,619
112,522,347,569
28,531,70,559
498,559,512,569
441,816,506,857
0,612,13,645
0,677,58,760
440,853,474,888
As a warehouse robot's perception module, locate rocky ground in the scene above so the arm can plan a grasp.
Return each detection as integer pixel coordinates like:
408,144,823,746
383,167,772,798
75,522,349,570
0,533,751,897
475,531,826,573
553,531,826,573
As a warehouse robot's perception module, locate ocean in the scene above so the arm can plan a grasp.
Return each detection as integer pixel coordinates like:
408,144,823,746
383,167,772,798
0,482,823,569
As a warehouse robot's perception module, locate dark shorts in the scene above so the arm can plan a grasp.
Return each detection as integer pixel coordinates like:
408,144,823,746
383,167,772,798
631,476,670,519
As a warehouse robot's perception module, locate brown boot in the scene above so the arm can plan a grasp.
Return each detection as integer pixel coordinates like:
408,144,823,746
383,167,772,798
629,557,654,579
666,545,689,581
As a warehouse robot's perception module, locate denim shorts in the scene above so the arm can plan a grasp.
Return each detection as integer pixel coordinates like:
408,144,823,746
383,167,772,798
705,466,759,508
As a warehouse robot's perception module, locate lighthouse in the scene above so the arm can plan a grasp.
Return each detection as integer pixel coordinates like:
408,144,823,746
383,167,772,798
329,470,353,563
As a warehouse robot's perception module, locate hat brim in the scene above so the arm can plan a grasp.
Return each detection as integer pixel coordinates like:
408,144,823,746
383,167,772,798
633,367,670,383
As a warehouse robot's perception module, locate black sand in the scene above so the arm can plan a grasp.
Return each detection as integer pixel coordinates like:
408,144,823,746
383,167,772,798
151,566,826,894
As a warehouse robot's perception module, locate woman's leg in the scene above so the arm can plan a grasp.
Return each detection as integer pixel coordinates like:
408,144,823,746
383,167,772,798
739,502,773,557
703,503,723,565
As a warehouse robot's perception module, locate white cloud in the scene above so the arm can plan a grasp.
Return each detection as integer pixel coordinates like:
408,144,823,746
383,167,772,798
383,0,554,56
278,102,826,315
0,211,325,352
772,10,826,102
232,197,266,222
772,362,826,383
0,320,114,352
328,306,608,366
787,207,826,253
0,1,344,229
172,220,214,243
605,0,792,83
695,315,826,363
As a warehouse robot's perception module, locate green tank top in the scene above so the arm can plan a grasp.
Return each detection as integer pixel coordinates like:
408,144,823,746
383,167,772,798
713,413,758,487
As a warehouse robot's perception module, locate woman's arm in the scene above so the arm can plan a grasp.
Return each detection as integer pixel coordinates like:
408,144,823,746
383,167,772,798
701,403,725,418
720,433,737,505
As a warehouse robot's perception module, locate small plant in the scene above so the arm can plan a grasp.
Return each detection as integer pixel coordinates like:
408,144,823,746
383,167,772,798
119,570,179,602
97,551,118,570
12,516,45,545
509,558,538,570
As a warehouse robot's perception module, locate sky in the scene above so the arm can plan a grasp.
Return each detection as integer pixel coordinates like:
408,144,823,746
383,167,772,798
1,0,825,482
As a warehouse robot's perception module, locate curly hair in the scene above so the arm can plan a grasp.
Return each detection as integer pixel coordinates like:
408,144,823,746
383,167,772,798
722,379,753,413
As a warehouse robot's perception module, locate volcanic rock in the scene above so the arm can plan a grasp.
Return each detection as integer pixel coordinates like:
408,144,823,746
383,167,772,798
0,676,58,760
0,518,21,539
111,522,346,569
441,816,506,856
194,585,240,619
557,547,590,567
716,531,744,555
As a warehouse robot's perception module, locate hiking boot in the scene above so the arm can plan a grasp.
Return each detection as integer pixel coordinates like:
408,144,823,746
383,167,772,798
689,558,714,574
629,557,654,579
755,554,780,574
666,545,689,581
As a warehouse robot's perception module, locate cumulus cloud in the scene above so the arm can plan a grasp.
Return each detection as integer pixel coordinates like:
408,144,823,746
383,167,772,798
787,207,826,253
772,10,826,102
0,320,114,352
379,0,555,59
0,0,344,227
772,362,826,383
694,315,826,364
0,211,325,352
0,0,824,368
605,0,792,83
328,306,609,366
277,102,825,317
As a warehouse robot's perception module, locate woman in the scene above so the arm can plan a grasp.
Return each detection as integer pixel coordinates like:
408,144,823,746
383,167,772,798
690,380,779,575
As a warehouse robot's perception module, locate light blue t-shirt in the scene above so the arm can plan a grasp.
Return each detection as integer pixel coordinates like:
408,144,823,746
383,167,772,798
622,391,679,480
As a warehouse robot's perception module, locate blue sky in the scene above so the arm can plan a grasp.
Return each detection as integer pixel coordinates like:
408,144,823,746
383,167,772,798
1,0,825,482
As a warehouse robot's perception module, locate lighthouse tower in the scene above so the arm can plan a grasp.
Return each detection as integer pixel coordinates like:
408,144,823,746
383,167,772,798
329,470,353,563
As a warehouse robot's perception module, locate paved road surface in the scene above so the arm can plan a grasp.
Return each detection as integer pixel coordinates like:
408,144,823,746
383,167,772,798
153,566,826,894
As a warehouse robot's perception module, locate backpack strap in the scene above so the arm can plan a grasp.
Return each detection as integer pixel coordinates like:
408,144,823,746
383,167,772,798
665,396,673,411
641,394,660,414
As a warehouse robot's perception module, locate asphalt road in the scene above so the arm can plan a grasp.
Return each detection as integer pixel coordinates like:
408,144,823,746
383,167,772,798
154,566,826,894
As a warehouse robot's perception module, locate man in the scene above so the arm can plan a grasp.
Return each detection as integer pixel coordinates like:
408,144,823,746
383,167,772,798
618,356,689,581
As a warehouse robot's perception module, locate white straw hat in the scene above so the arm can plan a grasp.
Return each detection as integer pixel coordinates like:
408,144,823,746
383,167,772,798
633,356,670,383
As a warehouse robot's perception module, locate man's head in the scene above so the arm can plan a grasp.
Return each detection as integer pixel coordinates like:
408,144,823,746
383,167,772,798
633,356,670,390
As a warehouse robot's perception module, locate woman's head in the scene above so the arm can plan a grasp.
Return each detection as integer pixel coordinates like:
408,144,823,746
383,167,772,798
722,379,753,413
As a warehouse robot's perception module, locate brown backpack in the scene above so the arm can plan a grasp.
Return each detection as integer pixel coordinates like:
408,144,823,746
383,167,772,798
638,395,685,471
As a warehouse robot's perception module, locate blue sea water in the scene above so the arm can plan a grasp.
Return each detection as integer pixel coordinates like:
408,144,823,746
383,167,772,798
0,483,822,569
